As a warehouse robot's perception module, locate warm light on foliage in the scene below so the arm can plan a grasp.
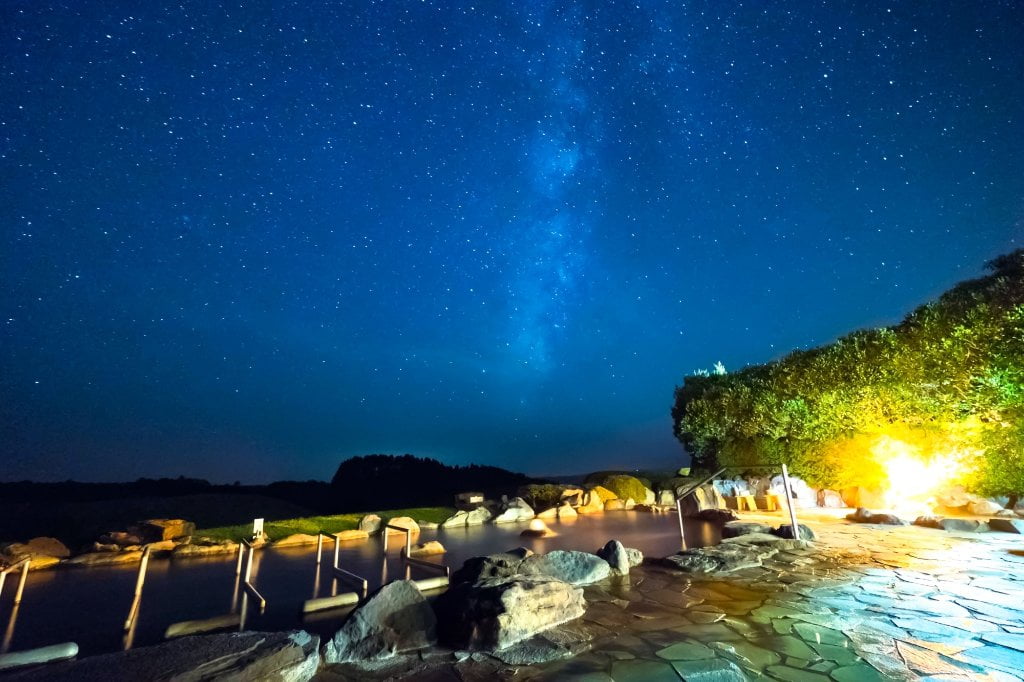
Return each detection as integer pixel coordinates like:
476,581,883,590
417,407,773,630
872,435,972,514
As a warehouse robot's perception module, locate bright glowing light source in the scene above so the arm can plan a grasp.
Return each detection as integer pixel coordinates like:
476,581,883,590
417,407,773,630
871,435,970,515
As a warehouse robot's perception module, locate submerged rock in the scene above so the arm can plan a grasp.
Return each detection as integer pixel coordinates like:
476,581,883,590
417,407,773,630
323,580,436,663
11,631,319,681
939,518,987,533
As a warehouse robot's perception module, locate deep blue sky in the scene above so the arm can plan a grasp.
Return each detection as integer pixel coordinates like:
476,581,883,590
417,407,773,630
2,1,1022,482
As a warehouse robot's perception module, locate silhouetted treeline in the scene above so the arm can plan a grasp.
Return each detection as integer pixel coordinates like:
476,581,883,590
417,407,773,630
330,454,536,509
0,477,339,515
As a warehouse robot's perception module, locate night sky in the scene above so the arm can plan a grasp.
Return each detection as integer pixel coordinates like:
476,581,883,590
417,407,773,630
2,2,1022,483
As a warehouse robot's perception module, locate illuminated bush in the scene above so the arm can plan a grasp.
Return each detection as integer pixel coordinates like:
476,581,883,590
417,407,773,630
673,250,1024,496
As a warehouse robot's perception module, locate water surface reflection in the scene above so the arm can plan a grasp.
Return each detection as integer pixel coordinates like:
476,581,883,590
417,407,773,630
0,512,717,656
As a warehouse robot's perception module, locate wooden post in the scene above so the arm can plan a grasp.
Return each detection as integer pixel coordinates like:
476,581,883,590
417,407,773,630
13,560,30,606
781,464,801,537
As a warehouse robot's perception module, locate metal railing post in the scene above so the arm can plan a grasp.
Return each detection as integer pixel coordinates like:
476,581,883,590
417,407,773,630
13,560,30,606
124,548,150,631
235,541,245,576
316,534,324,565
781,464,801,537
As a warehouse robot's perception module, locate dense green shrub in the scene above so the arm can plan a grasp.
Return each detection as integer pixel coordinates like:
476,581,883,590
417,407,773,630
517,483,567,510
673,250,1024,495
597,475,650,502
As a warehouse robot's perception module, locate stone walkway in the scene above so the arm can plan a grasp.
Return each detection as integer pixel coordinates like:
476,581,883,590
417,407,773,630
318,512,1024,681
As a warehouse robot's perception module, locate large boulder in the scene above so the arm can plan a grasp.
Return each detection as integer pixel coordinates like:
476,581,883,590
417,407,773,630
7,630,319,681
532,550,611,585
335,530,369,542
722,521,773,538
357,514,382,534
131,519,195,543
384,517,420,535
677,484,727,517
989,518,1024,534
560,488,585,506
576,490,605,514
656,489,675,506
1,537,70,570
772,524,816,541
452,549,609,586
492,497,535,524
596,540,629,575
663,542,780,574
846,507,907,526
769,475,817,509
65,550,144,567
967,499,1005,516
408,541,445,557
172,538,238,559
441,507,492,528
604,499,626,512
817,489,845,508
558,503,577,519
273,534,320,548
935,485,972,509
322,580,436,663
434,576,585,651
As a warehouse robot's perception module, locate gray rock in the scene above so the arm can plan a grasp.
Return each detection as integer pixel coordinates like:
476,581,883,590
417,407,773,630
662,543,779,574
816,489,845,508
772,523,816,540
913,515,944,529
596,539,630,574
967,499,1005,516
357,514,382,533
10,631,319,682
846,507,907,525
691,508,738,523
722,521,773,538
441,506,492,528
657,489,676,506
131,519,195,543
452,549,610,586
434,576,585,650
935,485,971,508
988,517,1024,534
939,518,986,533
625,547,644,567
532,550,611,585
492,497,535,524
671,658,750,681
323,580,436,663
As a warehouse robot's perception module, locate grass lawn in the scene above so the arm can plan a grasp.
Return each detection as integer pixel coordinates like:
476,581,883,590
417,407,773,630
196,506,456,542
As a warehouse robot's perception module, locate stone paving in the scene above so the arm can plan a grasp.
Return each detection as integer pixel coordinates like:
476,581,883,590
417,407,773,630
318,511,1024,681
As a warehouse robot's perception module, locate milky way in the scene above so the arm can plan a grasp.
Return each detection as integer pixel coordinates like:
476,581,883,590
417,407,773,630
1,1,1022,481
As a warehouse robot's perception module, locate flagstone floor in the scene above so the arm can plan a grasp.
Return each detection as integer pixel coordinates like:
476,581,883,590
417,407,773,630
320,511,1024,681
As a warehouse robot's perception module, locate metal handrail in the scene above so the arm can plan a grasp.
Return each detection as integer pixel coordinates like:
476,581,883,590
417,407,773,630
0,559,31,607
240,540,266,611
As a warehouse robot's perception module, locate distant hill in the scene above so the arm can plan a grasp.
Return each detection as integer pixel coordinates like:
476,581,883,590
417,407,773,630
330,454,535,509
